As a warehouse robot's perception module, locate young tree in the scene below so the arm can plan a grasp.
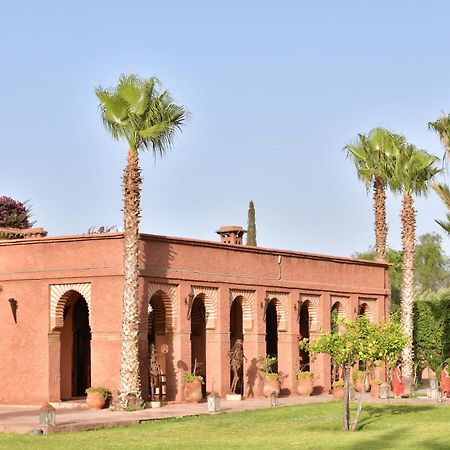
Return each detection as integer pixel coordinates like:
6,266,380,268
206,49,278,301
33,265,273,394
391,145,440,391
96,75,187,409
344,128,401,262
246,200,257,246
301,317,407,431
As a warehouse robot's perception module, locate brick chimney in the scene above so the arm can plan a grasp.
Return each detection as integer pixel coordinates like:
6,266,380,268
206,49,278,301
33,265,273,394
216,226,246,245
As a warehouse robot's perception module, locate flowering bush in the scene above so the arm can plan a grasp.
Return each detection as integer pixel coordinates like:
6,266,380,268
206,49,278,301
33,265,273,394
0,196,33,229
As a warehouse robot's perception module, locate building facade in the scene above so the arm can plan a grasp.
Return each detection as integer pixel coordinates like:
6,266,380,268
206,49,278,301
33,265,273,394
0,231,389,405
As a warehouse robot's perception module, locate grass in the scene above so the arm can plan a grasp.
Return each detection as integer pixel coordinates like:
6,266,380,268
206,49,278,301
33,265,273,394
0,401,449,449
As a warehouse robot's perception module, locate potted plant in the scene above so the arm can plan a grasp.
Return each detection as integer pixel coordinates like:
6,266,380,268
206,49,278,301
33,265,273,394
296,371,314,396
85,386,111,409
370,379,382,398
332,380,345,399
257,355,280,397
353,370,369,393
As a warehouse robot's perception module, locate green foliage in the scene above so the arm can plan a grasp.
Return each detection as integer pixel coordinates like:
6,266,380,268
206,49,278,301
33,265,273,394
413,288,450,376
332,380,345,388
296,371,314,379
352,370,365,384
0,196,34,229
246,200,257,246
86,386,112,400
257,355,277,375
182,374,204,384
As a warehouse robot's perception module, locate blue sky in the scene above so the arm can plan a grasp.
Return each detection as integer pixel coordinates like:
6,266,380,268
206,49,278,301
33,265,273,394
2,1,450,257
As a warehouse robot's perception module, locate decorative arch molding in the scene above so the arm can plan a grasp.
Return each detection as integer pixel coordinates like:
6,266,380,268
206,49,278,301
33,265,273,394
299,294,320,332
331,295,350,320
230,289,255,331
50,283,91,331
358,297,377,322
148,282,178,331
266,291,289,331
192,285,218,330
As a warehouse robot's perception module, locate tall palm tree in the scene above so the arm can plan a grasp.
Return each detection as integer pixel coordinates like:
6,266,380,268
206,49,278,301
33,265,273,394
96,75,187,409
433,183,450,234
344,128,401,261
428,112,450,162
391,144,440,389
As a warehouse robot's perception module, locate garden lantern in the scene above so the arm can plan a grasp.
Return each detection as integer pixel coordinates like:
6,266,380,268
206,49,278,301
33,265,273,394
39,402,56,427
270,391,278,406
207,392,221,412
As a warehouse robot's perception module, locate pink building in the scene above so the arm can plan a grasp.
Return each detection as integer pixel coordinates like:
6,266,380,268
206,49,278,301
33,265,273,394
0,229,389,405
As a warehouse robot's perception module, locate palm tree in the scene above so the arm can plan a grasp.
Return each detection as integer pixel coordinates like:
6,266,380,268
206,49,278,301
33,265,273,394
433,183,450,234
391,144,440,390
96,74,187,409
428,112,450,162
344,128,401,261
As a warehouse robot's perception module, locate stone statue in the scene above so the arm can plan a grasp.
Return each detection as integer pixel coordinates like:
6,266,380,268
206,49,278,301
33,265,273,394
229,339,246,394
149,343,161,401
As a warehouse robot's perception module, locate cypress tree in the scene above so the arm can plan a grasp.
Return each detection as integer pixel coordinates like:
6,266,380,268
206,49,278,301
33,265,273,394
246,200,257,246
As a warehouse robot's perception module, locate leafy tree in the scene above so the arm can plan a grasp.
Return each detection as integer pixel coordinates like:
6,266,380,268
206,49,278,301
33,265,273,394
429,112,450,162
246,200,257,246
433,183,450,234
414,288,450,382
391,143,441,390
96,74,187,409
344,128,401,262
0,196,34,229
301,316,406,431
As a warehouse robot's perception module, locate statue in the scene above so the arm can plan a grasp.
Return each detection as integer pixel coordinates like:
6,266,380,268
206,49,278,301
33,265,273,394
229,339,246,394
149,343,161,401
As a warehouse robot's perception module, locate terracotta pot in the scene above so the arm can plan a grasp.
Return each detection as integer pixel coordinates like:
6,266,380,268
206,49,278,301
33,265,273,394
297,376,314,396
263,376,280,397
333,386,344,399
370,383,380,399
355,377,370,393
184,379,203,403
86,392,106,410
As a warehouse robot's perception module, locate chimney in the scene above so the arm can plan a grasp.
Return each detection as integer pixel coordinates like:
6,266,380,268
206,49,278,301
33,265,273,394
216,226,246,245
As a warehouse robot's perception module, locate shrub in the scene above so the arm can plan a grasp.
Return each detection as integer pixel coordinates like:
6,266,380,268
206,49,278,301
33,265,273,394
0,196,34,229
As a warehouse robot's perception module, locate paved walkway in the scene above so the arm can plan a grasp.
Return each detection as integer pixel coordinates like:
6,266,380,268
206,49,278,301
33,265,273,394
0,392,447,435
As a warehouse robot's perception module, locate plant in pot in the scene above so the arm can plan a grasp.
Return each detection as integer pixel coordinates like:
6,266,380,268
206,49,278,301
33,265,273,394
332,380,345,399
370,379,382,398
183,359,204,403
353,370,370,393
85,387,112,409
296,371,314,396
257,355,280,397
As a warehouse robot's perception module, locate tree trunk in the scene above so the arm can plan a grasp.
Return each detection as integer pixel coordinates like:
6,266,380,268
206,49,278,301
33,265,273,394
400,192,415,393
373,177,387,262
115,148,144,409
342,365,350,431
351,369,367,431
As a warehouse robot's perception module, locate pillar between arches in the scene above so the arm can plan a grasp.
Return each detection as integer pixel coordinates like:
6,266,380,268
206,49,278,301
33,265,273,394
242,332,266,397
48,331,62,402
278,332,299,395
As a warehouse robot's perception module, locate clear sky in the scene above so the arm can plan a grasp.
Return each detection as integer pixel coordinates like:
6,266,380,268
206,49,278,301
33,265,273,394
2,0,450,257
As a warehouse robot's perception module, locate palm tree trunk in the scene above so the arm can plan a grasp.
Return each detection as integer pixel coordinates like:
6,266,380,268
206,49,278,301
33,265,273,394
400,191,415,393
115,148,144,409
373,177,387,262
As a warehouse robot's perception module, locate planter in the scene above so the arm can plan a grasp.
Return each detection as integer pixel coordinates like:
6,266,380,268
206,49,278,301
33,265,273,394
355,377,370,393
333,386,344,399
297,376,314,396
370,383,380,399
263,376,280,397
184,379,203,403
86,392,106,410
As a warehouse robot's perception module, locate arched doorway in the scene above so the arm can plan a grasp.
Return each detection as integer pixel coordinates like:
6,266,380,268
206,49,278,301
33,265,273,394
191,295,206,395
299,301,310,371
230,297,244,394
60,293,91,399
265,299,278,371
358,303,368,317
330,302,343,383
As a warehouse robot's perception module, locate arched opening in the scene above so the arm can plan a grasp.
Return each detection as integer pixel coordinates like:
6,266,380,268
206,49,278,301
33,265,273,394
330,302,343,383
191,295,206,396
358,303,368,317
265,299,278,371
60,293,91,399
230,297,244,394
299,301,310,371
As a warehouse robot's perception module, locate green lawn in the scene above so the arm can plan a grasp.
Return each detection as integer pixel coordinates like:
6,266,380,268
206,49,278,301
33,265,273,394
1,402,449,449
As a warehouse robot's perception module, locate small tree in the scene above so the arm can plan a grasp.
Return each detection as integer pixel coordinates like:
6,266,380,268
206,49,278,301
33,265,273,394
301,316,407,431
0,196,34,229
246,200,257,246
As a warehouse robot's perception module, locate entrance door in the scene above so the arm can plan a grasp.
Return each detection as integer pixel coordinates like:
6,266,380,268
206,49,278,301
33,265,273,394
72,297,91,397
265,300,278,372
